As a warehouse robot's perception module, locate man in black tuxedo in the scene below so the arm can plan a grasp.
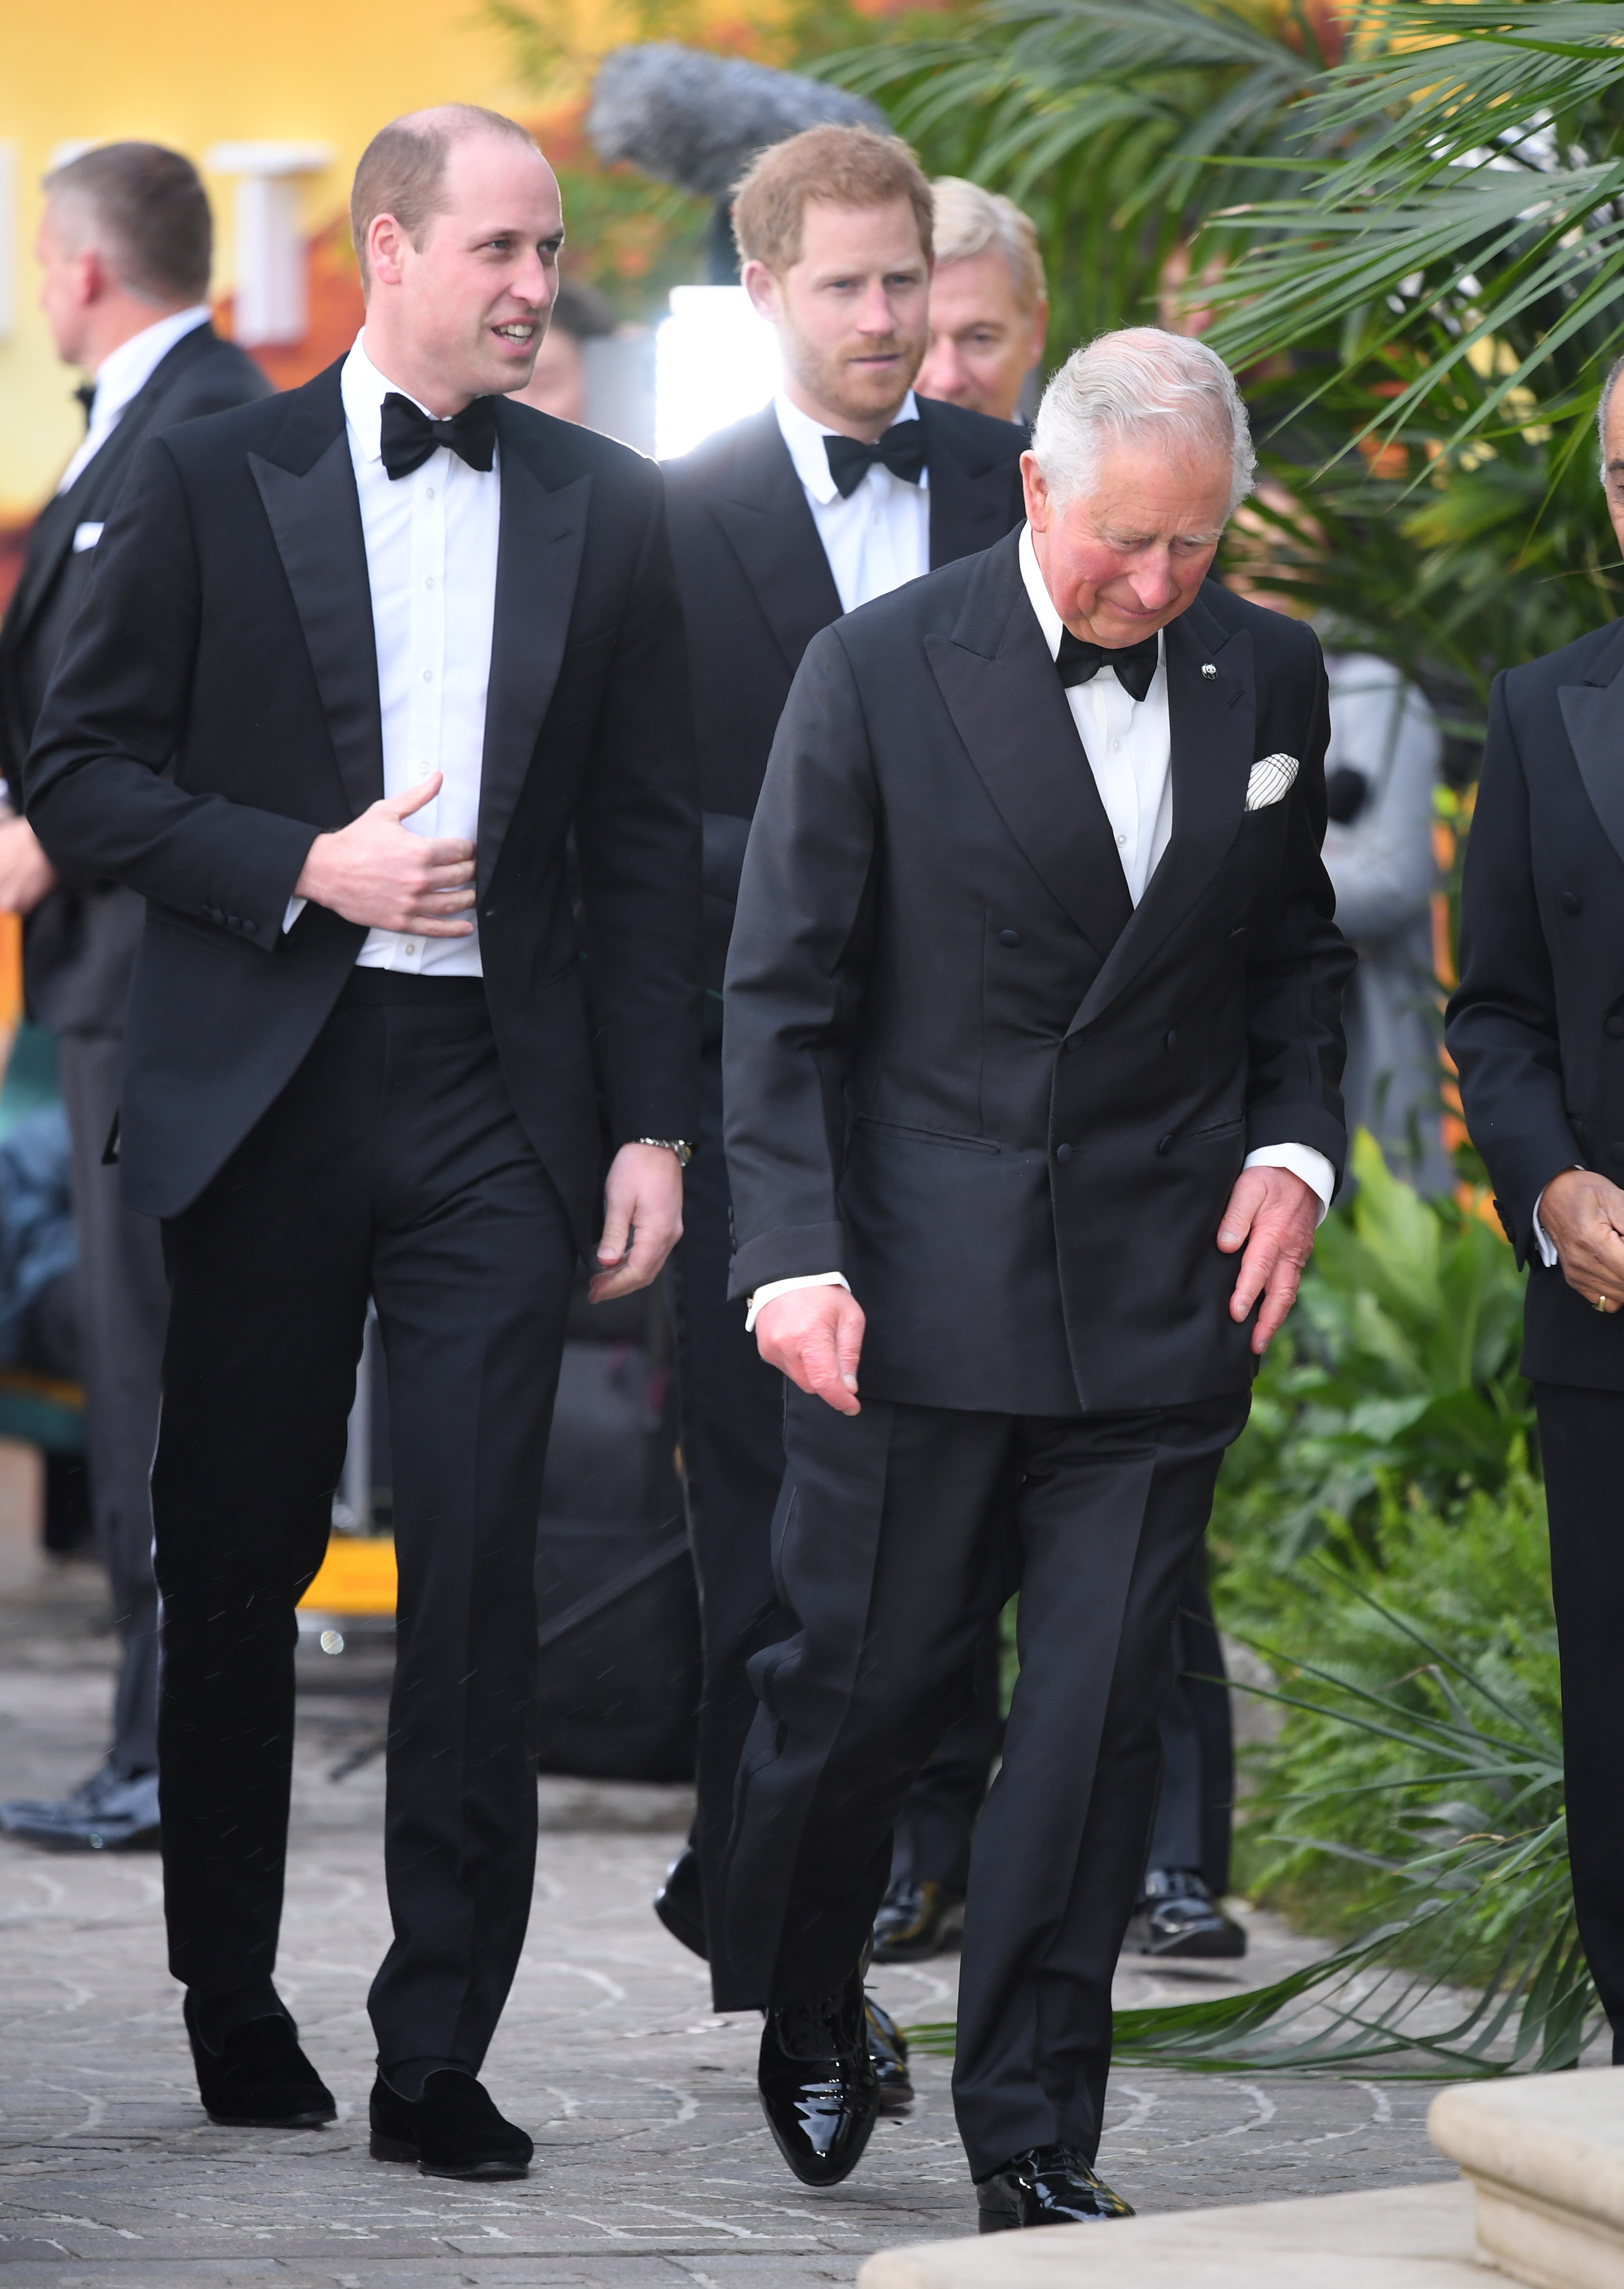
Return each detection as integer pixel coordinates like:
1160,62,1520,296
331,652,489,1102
27,105,700,2177
654,124,1026,2027
1446,353,1624,2068
722,328,1350,2218
0,144,268,1853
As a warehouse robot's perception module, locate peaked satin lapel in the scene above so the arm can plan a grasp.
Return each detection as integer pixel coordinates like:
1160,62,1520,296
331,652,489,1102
1559,619,1624,870
5,327,221,645
1071,600,1254,1032
920,401,1021,568
476,420,591,892
709,410,841,675
250,430,384,821
926,533,1133,962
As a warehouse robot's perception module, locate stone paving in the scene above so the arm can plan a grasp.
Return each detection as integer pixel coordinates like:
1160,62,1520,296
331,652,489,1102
0,1457,1460,2286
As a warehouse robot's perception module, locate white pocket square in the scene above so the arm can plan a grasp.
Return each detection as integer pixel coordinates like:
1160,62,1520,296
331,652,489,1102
72,522,104,553
1245,752,1299,811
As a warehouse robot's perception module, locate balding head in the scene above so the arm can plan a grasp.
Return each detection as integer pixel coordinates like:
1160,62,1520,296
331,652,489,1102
351,105,543,292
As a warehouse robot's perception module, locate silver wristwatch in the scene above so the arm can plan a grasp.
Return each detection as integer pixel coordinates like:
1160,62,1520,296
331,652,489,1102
636,1137,693,1167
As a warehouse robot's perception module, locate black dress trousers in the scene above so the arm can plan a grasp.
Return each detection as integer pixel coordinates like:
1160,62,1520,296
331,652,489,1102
718,1382,1247,2177
1532,1382,1624,2059
667,1045,792,1997
153,972,577,2080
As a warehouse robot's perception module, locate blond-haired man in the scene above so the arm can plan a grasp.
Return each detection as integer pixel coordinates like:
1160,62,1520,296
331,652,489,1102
27,105,700,2175
917,178,1048,424
656,126,1027,2060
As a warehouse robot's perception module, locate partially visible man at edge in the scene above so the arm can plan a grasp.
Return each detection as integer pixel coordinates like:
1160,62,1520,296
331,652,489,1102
0,144,269,1853
915,176,1048,424
25,105,700,2180
653,127,1027,2088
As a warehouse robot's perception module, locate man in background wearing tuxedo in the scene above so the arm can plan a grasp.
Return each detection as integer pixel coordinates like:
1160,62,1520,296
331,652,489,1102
27,105,699,2178
0,144,268,1854
723,329,1350,2218
654,127,1026,2058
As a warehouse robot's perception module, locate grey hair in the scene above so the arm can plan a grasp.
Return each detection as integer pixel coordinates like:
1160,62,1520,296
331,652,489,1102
1598,351,1624,481
931,177,1046,315
1031,327,1255,516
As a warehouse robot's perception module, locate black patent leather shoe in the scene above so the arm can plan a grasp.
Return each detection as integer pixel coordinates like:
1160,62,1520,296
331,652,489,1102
872,1875,966,1963
864,1993,913,2115
183,1996,336,2128
653,1845,709,1959
759,1969,879,2187
1122,1868,1247,1959
370,2069,533,2180
976,2143,1135,2231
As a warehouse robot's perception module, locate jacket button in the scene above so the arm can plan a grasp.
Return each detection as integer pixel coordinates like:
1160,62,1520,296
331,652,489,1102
1157,1134,1174,1155
1166,1028,1179,1051
1561,891,1581,915
1607,1016,1624,1040
1064,1034,1081,1053
1055,1143,1072,1164
999,928,1021,947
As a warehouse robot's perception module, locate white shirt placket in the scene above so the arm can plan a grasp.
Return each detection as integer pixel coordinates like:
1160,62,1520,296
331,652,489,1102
394,454,448,974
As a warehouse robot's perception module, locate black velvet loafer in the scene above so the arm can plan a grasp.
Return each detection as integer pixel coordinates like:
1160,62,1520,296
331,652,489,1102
1122,1868,1247,1959
864,1993,914,2115
872,1876,966,1964
653,1845,709,1959
183,1996,336,2129
976,2143,1135,2230
758,1969,879,2187
370,2069,533,2180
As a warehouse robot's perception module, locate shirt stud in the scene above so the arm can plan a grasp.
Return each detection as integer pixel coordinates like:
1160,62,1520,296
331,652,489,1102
1201,663,1218,680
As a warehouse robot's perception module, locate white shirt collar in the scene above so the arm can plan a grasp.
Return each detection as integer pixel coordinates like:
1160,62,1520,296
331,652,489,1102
774,388,922,506
341,332,460,465
87,305,211,428
1017,520,1164,679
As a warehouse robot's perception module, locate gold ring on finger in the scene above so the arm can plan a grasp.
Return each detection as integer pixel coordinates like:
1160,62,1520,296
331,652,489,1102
1597,1294,1610,1314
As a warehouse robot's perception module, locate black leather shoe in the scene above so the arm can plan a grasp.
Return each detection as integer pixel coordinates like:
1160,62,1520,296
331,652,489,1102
1122,1868,1247,1959
864,1993,913,2115
370,2070,533,2180
976,2143,1135,2231
0,1766,160,1851
872,1876,966,1963
183,1997,336,2128
759,1970,879,2187
653,1845,708,1959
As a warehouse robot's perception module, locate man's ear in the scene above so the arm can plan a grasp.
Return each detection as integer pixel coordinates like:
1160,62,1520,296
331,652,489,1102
1021,450,1050,532
367,212,411,291
741,258,784,325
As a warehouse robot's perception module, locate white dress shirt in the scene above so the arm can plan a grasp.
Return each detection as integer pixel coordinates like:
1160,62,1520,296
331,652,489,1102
57,305,212,498
285,335,500,975
774,389,930,615
746,521,1334,1326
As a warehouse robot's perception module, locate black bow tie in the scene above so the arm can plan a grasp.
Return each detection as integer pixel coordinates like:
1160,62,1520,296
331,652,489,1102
74,381,97,430
823,419,927,499
379,391,498,482
1055,627,1161,705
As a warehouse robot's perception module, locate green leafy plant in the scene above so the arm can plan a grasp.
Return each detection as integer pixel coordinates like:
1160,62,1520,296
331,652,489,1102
1213,1128,1531,1569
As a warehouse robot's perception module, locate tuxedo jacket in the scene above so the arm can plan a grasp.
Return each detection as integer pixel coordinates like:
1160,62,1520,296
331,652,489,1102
1447,619,1624,1390
0,324,270,1035
723,529,1351,1415
26,360,702,1235
662,398,1026,990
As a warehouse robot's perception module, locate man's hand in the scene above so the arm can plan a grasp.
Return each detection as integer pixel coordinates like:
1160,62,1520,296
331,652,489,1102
589,1143,685,1303
294,773,475,936
1536,1169,1624,1313
753,1285,866,1416
1217,1165,1319,1355
0,818,58,916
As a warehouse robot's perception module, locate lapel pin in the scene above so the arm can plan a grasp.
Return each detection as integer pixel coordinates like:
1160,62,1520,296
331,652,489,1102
1201,663,1218,680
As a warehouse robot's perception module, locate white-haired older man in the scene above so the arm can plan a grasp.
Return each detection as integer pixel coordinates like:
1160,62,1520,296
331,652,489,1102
719,327,1352,2221
917,176,1049,423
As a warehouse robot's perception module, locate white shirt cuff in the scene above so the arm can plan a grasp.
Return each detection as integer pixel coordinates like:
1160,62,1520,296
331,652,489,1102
1243,1143,1335,1226
283,894,306,936
745,1271,850,1334
1530,1173,1583,1268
